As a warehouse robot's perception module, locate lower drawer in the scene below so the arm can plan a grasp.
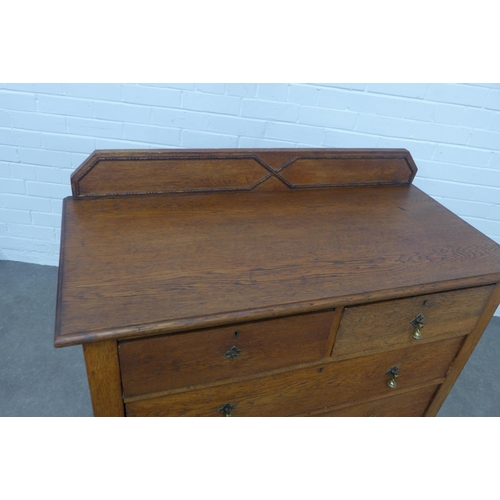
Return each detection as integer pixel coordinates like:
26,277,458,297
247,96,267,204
125,336,464,417
304,385,438,417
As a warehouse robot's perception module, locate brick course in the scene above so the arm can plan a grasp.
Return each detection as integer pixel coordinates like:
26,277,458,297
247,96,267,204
0,82,498,318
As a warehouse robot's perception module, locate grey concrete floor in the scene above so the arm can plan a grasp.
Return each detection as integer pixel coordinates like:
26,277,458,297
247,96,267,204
1,259,499,417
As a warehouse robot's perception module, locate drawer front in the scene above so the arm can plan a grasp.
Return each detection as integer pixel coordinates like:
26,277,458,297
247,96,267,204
125,336,464,417
119,309,336,398
307,385,438,417
332,285,493,361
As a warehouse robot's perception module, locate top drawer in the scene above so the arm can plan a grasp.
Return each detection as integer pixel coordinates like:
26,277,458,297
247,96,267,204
119,309,335,398
331,285,494,360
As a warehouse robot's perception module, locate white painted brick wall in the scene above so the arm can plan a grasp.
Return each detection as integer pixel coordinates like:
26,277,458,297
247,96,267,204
1,83,499,314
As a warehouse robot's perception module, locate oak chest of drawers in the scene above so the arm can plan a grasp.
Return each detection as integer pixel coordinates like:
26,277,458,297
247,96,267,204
54,148,500,417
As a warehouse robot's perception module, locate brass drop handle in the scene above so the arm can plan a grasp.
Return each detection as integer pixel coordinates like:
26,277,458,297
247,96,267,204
386,366,399,389
219,403,235,417
410,313,424,340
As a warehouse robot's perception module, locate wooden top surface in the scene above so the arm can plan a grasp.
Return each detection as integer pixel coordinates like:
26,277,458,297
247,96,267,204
55,182,500,347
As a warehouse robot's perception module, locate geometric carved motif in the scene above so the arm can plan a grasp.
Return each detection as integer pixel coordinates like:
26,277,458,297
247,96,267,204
71,149,417,199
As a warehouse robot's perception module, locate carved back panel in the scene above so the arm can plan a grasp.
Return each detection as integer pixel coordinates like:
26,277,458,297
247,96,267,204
71,148,418,199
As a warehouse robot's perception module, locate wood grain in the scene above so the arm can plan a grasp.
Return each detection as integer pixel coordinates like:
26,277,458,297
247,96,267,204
55,148,500,418
125,336,464,417
71,148,417,198
83,340,124,417
118,309,335,398
323,306,344,358
55,185,500,347
279,156,413,187
332,285,494,361
76,157,272,197
424,281,500,416
305,384,439,417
